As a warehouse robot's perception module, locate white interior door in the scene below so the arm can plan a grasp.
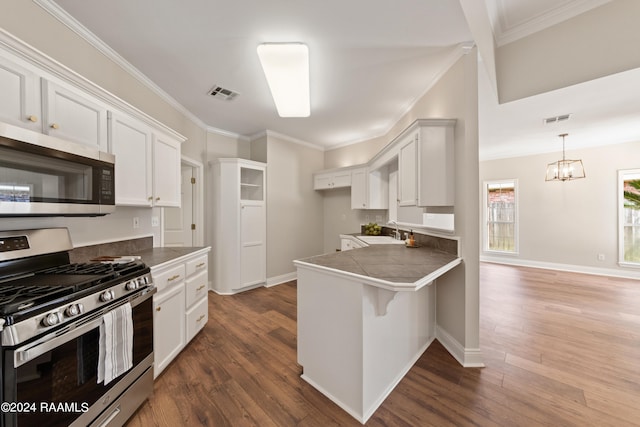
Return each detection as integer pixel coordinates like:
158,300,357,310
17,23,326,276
163,166,195,247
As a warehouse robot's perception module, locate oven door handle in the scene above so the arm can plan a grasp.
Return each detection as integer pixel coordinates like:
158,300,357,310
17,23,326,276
14,314,103,367
13,288,154,368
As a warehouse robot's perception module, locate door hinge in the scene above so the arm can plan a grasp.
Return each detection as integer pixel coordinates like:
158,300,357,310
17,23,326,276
191,177,196,184
191,224,196,230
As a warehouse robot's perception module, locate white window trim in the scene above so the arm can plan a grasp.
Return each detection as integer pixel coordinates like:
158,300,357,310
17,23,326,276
483,179,519,255
618,168,640,268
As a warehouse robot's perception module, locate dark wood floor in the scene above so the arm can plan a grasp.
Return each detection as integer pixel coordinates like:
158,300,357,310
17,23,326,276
127,263,640,426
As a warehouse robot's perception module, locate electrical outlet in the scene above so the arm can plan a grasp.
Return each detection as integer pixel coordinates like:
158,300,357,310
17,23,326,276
151,216,160,227
133,217,140,229
597,253,605,261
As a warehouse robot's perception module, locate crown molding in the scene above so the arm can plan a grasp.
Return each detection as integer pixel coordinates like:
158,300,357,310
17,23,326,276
33,0,207,133
495,0,612,47
325,42,471,152
250,130,325,151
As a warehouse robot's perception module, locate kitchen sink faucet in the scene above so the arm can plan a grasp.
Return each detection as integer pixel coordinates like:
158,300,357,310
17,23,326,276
389,220,401,240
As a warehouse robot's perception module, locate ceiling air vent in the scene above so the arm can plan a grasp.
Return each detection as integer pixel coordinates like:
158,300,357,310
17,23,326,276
208,85,239,101
543,114,571,124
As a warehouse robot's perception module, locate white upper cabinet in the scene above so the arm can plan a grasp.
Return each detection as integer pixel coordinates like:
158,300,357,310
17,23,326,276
0,56,41,131
108,111,153,206
398,133,418,206
418,124,455,206
351,166,389,210
42,79,108,151
351,168,368,209
152,132,181,207
314,169,352,190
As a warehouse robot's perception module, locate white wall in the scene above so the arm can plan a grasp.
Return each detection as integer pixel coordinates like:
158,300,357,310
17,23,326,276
480,140,640,277
496,0,640,103
259,133,325,281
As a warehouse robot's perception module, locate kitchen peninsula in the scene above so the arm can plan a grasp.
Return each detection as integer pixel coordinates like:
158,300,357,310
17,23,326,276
294,234,461,423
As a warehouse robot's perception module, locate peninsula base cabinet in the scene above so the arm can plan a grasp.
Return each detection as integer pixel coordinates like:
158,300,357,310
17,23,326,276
151,248,210,378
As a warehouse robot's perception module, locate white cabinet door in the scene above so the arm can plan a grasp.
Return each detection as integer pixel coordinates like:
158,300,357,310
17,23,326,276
42,79,108,151
152,133,181,207
398,134,417,206
314,173,332,190
0,56,40,130
332,171,352,188
418,125,455,206
351,167,368,209
109,111,153,206
240,201,266,288
153,284,185,378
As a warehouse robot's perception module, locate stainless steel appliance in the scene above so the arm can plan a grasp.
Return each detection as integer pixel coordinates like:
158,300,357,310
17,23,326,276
0,228,155,427
0,123,115,217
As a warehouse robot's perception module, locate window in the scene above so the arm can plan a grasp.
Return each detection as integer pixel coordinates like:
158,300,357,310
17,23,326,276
619,169,640,266
484,180,518,253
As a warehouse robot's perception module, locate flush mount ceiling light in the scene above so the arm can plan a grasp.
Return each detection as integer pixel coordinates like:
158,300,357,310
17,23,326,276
257,43,310,118
545,133,586,182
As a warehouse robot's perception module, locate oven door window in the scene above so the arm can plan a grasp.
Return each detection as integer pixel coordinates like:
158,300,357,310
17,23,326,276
0,145,94,203
9,298,152,427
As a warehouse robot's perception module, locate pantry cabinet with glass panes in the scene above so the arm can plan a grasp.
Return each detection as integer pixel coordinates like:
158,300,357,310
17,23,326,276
211,158,266,294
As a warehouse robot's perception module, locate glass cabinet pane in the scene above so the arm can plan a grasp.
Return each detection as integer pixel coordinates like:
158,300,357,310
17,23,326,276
240,167,263,201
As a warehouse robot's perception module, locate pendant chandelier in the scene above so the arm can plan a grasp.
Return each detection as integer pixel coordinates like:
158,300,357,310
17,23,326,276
545,133,586,182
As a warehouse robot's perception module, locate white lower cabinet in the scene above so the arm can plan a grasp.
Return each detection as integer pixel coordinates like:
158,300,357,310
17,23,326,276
151,248,210,378
153,283,185,377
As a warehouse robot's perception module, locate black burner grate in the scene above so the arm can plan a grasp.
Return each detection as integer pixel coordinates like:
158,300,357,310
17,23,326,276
0,261,147,316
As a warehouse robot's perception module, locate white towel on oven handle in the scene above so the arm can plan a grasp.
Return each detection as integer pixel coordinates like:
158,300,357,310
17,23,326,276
97,302,133,385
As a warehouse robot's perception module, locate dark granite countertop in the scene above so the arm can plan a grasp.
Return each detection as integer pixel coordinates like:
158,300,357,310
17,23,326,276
132,247,210,269
295,244,461,291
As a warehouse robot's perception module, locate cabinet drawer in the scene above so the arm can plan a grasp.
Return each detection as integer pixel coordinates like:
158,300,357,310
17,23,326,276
186,297,208,342
185,270,208,308
186,255,208,277
153,263,185,293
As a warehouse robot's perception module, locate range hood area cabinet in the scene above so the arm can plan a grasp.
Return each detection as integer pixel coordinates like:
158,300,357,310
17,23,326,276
0,53,109,151
397,119,456,207
351,166,389,210
211,158,267,295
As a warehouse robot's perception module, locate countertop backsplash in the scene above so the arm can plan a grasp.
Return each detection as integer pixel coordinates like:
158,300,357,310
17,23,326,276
70,236,154,263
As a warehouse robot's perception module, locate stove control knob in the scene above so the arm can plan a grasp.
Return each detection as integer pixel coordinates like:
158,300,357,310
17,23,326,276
42,312,61,327
126,280,138,291
65,303,83,318
100,290,115,302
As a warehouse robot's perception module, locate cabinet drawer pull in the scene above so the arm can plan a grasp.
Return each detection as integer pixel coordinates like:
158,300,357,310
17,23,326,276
156,307,161,312
196,315,205,322
196,262,205,268
50,123,59,129
167,274,181,282
27,115,38,122
147,196,153,201
196,285,205,291
155,197,161,201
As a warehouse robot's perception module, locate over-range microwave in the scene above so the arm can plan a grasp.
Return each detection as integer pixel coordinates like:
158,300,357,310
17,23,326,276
0,122,115,216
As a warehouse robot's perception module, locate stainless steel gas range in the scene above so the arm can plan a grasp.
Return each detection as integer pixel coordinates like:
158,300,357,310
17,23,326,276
0,228,155,427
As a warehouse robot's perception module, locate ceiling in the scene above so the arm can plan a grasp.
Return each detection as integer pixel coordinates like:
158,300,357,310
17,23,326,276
44,0,638,158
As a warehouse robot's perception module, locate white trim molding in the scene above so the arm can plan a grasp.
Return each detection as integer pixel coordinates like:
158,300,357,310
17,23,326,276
436,326,485,368
481,255,640,280
266,272,297,287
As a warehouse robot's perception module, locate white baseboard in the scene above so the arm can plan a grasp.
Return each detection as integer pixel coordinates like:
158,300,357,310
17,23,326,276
266,272,297,287
481,255,640,280
436,326,485,368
